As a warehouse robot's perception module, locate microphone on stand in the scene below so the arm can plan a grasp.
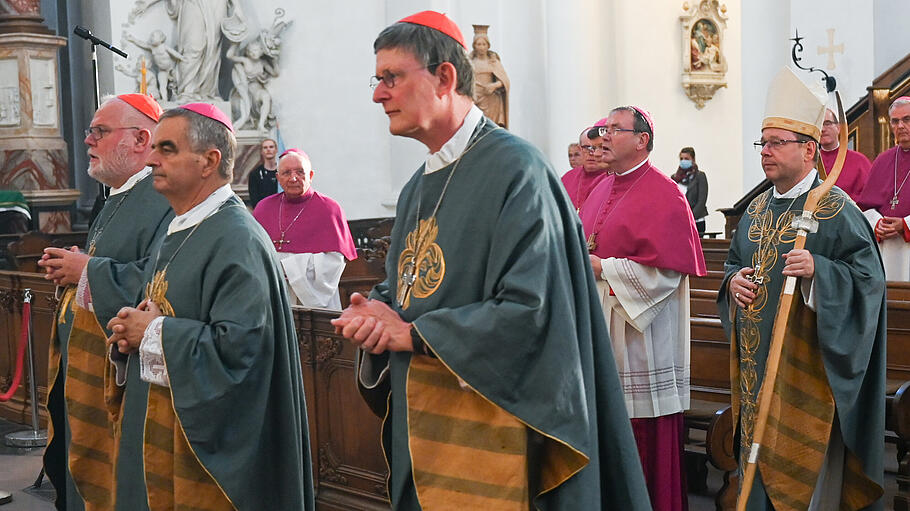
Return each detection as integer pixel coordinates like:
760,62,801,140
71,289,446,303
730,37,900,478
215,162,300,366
73,25,128,58
71,25,129,219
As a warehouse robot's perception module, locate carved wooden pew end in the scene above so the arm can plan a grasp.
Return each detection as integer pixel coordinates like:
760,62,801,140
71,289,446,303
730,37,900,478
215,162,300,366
684,401,737,510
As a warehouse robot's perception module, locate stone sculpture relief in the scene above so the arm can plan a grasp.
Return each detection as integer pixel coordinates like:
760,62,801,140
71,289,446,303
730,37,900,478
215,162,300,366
119,0,291,132
227,9,291,132
123,29,183,101
0,59,19,126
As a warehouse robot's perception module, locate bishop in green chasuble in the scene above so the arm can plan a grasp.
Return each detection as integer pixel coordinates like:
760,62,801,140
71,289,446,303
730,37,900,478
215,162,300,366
718,66,887,511
42,93,173,511
719,183,886,510
106,103,313,511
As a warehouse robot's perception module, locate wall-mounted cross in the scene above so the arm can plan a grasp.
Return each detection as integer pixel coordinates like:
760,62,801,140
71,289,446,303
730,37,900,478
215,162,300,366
817,28,844,70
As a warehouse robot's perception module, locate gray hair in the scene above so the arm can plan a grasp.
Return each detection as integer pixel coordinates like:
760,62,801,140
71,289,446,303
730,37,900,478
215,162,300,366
374,22,474,98
159,107,236,179
890,97,910,116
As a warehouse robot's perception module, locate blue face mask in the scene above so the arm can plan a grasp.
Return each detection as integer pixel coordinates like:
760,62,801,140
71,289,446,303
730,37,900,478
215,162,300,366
679,159,693,170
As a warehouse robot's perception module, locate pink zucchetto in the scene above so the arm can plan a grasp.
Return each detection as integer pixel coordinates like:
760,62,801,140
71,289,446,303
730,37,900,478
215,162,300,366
178,103,234,133
630,106,654,135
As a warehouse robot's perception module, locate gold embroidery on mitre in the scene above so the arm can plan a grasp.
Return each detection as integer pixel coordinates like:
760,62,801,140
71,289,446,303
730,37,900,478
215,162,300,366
145,270,176,317
396,217,446,310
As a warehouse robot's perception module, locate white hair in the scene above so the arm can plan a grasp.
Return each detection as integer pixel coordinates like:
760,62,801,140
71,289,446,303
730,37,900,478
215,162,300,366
889,97,910,116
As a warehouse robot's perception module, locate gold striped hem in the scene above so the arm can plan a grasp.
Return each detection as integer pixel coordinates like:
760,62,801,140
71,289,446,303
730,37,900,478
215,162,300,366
775,378,833,419
69,443,112,465
145,419,176,454
409,409,527,454
413,469,527,502
67,365,104,388
412,325,590,498
73,479,112,508
145,470,175,492
67,400,111,430
762,446,821,489
766,415,828,454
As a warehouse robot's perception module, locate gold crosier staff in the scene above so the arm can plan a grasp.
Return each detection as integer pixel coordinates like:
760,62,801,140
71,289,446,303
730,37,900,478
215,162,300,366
736,92,848,510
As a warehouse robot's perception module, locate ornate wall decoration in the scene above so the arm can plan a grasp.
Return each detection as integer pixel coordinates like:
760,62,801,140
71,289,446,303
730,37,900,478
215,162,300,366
680,1,729,109
120,1,292,133
318,442,349,485
315,336,342,366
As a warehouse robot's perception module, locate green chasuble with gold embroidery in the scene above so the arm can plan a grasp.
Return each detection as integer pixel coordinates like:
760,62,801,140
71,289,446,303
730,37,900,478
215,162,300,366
718,181,886,511
44,173,172,511
357,119,650,510
139,196,313,511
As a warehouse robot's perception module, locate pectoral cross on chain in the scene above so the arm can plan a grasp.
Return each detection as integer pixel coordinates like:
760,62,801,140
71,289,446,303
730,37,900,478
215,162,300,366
397,267,417,306
273,237,289,250
745,264,765,285
586,233,597,252
891,194,900,210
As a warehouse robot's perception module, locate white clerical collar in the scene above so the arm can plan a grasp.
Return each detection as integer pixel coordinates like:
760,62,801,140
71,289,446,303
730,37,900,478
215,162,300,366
425,105,484,174
167,183,235,234
614,158,649,176
110,167,152,196
773,169,818,199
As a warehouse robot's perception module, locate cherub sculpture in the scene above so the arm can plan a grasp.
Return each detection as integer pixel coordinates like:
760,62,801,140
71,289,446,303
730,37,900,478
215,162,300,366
124,30,183,101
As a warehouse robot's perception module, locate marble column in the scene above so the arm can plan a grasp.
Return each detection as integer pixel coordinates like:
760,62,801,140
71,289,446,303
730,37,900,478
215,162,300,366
0,3,74,232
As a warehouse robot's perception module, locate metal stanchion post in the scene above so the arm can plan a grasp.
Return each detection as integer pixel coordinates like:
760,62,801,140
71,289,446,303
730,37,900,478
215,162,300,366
5,289,47,448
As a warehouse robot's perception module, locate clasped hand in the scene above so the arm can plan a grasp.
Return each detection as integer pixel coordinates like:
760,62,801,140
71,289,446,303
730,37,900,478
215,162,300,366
876,216,906,240
38,246,90,286
729,249,814,308
106,299,162,354
331,293,413,354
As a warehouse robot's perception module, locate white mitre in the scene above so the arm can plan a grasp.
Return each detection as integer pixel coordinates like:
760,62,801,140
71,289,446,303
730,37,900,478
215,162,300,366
762,66,827,140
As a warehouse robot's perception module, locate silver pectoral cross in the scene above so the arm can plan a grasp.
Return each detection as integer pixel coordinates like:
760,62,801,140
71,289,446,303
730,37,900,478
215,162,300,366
746,264,765,285
273,237,289,250
397,268,417,306
892,194,900,210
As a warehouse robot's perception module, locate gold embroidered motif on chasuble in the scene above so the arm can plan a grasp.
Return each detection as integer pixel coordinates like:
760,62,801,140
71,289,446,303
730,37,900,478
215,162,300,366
396,217,446,309
145,270,175,317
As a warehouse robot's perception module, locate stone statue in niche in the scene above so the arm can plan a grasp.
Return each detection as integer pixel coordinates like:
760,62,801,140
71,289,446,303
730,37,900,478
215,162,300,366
227,8,290,132
470,24,510,128
129,0,249,102
123,29,183,101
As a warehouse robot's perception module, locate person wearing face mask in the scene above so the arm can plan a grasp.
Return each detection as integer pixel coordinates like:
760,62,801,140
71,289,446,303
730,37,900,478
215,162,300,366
672,146,709,234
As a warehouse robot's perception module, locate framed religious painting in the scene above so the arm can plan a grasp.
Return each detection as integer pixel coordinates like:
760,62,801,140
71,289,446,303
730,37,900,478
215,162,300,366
680,1,729,109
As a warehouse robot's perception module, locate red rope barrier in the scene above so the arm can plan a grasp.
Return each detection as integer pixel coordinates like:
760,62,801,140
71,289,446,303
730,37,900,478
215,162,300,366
0,299,31,402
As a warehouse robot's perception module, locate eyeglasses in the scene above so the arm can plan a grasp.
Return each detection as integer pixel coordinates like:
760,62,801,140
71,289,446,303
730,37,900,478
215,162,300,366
890,116,910,127
822,120,838,128
593,126,639,137
752,139,809,152
370,62,440,90
84,126,140,141
580,144,603,154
